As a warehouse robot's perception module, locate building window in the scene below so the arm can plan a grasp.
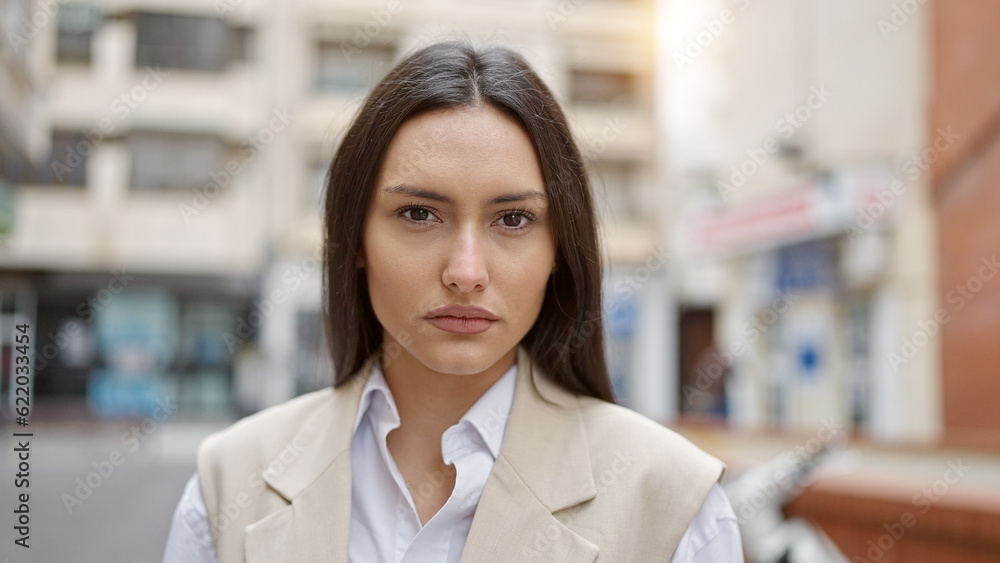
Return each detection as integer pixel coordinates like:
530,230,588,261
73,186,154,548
134,12,231,71
47,131,89,186
228,26,253,63
569,70,639,106
315,41,394,93
1,0,31,65
0,131,88,187
56,4,102,64
129,131,228,191
776,238,838,292
591,159,640,221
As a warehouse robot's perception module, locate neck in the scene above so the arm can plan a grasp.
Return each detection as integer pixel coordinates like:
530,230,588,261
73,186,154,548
380,343,516,437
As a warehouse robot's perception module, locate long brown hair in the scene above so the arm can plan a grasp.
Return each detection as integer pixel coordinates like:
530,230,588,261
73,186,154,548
323,40,614,403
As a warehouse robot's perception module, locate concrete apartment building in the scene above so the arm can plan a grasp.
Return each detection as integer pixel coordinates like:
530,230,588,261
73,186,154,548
0,0,667,420
1,0,273,420
1,0,48,418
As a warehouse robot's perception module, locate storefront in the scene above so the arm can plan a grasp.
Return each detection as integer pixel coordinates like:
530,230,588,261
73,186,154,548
681,168,902,437
4,271,257,421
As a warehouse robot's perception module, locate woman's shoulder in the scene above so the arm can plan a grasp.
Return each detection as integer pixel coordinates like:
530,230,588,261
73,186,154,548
556,394,727,550
198,387,336,469
574,395,725,480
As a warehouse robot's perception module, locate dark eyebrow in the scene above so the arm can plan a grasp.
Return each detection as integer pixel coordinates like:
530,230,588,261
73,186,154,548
382,184,547,206
490,191,548,204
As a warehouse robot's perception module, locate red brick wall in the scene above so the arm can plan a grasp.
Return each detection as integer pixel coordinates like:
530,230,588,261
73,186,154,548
932,0,1000,450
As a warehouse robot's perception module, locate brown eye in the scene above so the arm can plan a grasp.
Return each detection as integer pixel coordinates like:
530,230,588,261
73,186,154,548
502,213,523,227
405,207,430,221
495,209,535,230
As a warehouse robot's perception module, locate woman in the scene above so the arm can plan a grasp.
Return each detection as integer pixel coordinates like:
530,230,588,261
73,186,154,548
164,40,741,562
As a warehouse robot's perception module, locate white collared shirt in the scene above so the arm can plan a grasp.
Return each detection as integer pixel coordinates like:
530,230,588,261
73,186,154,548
347,361,518,562
163,361,742,562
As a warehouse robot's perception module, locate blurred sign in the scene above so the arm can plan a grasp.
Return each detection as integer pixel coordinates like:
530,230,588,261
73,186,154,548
797,342,821,379
776,238,836,291
87,370,164,418
691,168,896,255
608,299,637,339
697,178,823,253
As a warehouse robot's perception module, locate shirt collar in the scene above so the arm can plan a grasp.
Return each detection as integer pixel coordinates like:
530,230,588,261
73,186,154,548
350,359,518,460
351,362,396,437
454,362,517,459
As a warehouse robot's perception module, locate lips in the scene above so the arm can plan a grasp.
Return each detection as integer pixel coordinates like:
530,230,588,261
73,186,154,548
425,304,498,320
425,305,498,334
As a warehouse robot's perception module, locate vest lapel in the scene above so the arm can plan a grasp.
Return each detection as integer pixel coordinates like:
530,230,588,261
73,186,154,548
241,348,600,562
460,347,600,562
243,358,374,563
244,451,353,562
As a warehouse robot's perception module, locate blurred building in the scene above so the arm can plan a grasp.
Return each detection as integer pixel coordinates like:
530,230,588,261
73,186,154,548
0,0,275,419
0,0,47,409
0,0,47,175
0,0,666,420
660,0,940,444
660,3,1000,560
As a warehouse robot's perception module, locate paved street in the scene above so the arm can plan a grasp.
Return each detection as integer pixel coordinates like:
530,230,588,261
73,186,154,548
1,422,224,563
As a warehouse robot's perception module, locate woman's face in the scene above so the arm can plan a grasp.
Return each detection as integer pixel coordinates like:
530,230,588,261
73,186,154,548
363,104,556,376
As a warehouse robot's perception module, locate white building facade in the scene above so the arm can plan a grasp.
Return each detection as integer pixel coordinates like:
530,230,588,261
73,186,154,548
660,0,941,444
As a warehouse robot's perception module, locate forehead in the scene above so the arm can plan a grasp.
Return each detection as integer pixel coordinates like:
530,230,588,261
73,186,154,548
376,105,546,196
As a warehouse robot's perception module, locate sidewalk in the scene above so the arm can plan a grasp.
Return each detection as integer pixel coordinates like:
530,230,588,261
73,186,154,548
673,423,1000,561
674,423,1000,497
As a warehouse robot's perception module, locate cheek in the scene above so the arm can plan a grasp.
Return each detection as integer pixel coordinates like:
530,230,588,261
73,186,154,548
364,229,413,319
497,243,555,309
363,225,444,330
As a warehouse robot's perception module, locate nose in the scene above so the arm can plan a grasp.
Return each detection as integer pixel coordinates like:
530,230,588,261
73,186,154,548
442,227,489,294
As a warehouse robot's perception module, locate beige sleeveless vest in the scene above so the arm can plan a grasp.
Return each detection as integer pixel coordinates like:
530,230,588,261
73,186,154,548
198,346,726,562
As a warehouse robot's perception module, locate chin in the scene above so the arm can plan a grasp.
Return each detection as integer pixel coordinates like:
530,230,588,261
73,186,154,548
411,338,514,376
